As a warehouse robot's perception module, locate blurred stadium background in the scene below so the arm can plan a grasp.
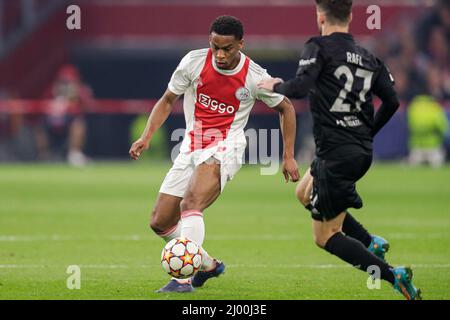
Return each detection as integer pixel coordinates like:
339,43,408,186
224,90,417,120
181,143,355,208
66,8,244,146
0,0,449,164
0,0,449,300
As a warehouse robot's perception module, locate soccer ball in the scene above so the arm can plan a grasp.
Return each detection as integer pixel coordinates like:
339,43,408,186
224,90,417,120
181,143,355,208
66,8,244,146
161,237,202,279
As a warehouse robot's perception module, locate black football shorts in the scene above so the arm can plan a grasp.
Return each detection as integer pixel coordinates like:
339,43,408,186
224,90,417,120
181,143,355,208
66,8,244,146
309,152,372,221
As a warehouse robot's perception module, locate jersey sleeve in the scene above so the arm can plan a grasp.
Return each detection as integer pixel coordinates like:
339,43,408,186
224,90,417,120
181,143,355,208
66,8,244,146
371,60,400,137
372,60,396,99
256,70,285,108
295,39,324,78
274,39,324,98
167,52,193,95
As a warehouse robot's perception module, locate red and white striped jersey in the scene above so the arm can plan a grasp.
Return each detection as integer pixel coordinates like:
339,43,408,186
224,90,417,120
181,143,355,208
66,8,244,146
168,48,284,153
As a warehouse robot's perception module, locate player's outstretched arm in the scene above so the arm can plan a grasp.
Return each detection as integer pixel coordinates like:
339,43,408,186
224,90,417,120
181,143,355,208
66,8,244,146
258,72,316,99
257,41,322,98
273,97,300,183
257,77,284,92
129,89,179,160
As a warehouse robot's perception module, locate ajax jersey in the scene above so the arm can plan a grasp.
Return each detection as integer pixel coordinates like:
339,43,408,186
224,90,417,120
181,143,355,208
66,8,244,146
168,48,284,153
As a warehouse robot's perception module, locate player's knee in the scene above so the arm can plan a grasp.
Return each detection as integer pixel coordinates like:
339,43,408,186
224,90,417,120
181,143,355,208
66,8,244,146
149,209,166,234
180,195,201,212
314,228,342,249
149,219,161,234
313,230,335,249
313,234,327,249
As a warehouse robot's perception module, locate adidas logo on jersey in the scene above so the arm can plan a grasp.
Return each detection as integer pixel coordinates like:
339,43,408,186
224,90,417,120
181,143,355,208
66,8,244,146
198,93,236,114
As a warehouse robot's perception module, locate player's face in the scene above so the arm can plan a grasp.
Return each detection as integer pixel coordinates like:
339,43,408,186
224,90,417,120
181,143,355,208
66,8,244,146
209,32,244,70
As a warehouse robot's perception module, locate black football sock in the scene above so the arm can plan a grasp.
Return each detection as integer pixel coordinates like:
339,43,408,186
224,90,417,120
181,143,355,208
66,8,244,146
324,232,395,285
342,211,372,248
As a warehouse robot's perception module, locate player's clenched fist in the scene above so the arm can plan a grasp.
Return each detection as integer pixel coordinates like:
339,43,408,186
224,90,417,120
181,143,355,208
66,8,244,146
129,138,150,160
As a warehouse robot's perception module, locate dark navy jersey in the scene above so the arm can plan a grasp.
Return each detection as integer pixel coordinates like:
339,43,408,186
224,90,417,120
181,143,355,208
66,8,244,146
274,32,397,158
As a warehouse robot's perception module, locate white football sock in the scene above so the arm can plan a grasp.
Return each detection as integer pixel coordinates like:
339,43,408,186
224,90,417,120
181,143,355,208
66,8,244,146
180,210,215,271
180,210,204,244
199,247,215,271
156,221,181,242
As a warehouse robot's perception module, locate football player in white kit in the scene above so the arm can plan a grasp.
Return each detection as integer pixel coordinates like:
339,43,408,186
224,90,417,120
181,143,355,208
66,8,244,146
130,15,300,292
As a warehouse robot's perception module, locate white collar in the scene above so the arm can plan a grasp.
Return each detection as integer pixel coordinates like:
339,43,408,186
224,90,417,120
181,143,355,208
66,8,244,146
212,52,246,76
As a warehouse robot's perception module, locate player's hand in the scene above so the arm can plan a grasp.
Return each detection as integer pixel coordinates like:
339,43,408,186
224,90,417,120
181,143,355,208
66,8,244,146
282,158,300,183
129,137,150,160
257,77,284,92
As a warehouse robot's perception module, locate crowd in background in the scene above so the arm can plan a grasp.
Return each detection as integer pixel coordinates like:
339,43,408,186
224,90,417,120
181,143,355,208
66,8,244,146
0,65,91,166
0,0,449,166
374,0,449,102
370,0,450,166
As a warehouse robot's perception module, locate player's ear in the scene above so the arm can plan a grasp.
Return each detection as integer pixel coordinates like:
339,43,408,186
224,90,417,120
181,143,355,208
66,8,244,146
317,10,326,26
348,12,353,24
321,13,327,25
238,39,244,50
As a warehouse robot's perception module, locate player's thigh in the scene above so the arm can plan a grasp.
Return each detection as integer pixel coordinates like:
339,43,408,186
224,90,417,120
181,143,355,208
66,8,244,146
296,167,313,205
181,157,221,211
151,193,183,231
312,211,346,248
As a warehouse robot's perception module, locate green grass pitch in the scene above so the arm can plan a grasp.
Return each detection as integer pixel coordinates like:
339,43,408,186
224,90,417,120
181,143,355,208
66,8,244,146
0,162,449,300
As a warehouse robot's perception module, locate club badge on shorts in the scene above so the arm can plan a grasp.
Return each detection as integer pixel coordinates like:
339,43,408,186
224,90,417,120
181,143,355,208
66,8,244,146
235,87,251,101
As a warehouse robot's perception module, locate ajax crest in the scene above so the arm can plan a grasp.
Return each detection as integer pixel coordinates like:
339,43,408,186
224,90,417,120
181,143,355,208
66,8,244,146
235,87,251,101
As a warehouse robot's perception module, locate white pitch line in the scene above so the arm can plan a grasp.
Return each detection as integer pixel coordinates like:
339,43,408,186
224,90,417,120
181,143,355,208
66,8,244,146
1,264,450,269
0,235,301,241
0,235,151,241
0,264,130,269
0,233,449,242
0,265,48,269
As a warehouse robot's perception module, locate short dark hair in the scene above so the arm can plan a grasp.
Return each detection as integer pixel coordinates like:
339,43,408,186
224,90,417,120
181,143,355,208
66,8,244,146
315,0,352,25
209,15,244,40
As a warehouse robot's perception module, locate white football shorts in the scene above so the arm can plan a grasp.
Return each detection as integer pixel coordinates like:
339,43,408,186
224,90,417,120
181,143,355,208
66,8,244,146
159,137,246,198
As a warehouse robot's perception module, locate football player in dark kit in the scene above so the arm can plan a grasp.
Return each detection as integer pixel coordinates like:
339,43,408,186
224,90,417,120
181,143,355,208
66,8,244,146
259,0,421,300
